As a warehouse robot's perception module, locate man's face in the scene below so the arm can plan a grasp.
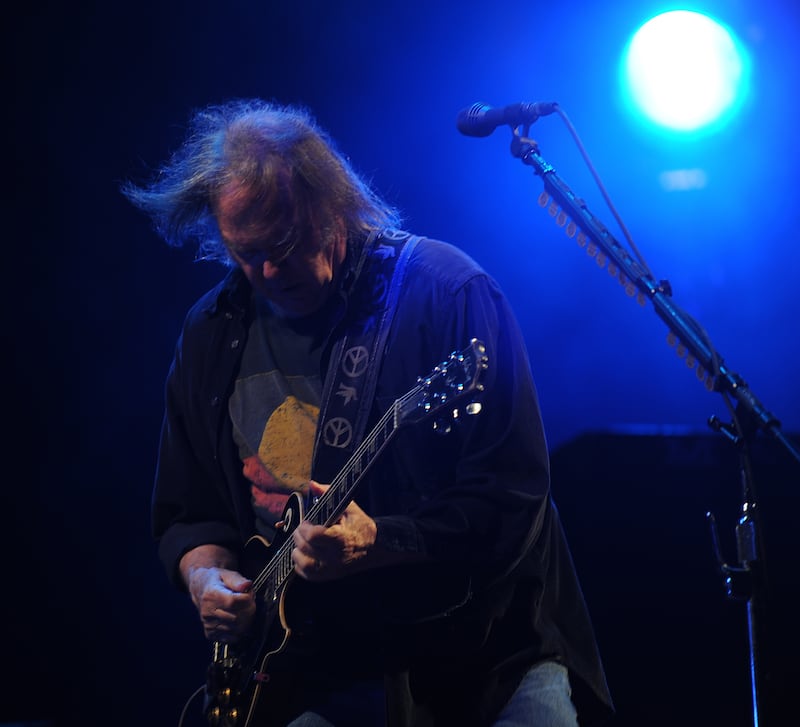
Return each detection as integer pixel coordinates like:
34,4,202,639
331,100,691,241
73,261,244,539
214,179,346,318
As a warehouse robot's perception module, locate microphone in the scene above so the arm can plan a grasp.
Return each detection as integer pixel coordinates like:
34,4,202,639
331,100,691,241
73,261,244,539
456,101,558,137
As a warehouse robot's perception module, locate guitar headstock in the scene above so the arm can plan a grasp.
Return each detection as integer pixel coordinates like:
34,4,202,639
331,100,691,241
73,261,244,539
396,338,488,429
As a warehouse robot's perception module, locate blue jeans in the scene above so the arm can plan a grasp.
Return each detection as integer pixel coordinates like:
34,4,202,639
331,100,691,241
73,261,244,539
493,661,579,727
286,661,578,727
285,678,384,727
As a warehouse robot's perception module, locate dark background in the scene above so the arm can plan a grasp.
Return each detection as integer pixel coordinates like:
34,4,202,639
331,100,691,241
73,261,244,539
5,1,798,725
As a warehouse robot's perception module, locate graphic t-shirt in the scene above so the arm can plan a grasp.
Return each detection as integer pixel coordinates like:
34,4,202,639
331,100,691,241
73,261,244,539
229,294,331,538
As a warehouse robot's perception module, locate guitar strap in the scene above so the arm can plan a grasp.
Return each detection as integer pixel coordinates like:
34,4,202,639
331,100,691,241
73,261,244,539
311,228,421,484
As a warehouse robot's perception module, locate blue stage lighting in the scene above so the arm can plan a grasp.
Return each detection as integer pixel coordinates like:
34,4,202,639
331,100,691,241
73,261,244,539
621,10,750,135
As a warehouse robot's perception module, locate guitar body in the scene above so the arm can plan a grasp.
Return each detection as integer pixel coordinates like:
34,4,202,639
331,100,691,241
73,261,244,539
206,509,474,726
203,340,489,727
205,493,307,727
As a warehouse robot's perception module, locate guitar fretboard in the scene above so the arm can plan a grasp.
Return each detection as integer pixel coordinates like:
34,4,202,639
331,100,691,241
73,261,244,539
250,390,416,599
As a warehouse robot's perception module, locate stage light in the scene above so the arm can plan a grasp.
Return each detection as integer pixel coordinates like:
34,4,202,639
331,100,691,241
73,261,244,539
621,10,750,135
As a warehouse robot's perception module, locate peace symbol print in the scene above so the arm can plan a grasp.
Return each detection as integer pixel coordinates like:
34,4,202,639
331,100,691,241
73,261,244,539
342,345,370,378
323,417,353,449
381,228,409,242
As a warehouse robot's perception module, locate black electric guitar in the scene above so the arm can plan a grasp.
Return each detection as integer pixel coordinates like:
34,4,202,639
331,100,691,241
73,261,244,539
204,339,489,727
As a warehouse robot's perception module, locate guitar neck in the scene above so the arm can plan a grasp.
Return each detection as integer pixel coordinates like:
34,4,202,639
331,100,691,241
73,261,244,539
254,398,404,596
309,400,402,527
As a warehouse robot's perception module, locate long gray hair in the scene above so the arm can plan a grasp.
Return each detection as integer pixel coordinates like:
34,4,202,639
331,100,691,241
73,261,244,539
122,99,401,264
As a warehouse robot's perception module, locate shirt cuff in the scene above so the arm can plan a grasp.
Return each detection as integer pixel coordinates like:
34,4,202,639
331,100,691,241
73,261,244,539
373,515,426,554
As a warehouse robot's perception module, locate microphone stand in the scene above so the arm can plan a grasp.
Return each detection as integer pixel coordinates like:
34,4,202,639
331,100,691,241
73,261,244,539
507,128,799,727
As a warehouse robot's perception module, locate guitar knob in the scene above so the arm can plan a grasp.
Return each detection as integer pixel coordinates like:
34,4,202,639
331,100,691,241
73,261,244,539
432,418,453,435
